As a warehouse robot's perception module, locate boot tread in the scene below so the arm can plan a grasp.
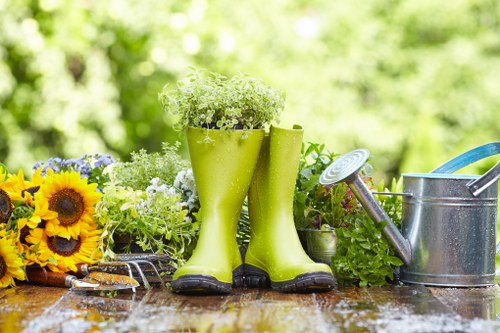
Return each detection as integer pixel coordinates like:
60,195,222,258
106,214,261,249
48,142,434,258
243,264,336,292
171,275,231,295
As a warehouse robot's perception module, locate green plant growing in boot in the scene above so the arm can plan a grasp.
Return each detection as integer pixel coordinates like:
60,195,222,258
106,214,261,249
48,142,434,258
160,69,284,294
244,125,336,292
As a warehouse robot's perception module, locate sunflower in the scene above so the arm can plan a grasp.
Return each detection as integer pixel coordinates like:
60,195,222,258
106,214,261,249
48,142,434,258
3,168,45,205
26,227,102,273
36,171,102,239
26,199,58,229
0,187,13,225
0,229,26,288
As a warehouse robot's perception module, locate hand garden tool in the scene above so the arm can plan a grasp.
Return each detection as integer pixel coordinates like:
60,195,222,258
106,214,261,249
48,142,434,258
77,253,173,289
244,125,336,292
26,266,140,291
319,142,500,287
171,126,264,294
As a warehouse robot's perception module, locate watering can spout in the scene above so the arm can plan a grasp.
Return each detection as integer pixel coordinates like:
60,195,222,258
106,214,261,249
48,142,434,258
319,149,412,266
348,173,412,265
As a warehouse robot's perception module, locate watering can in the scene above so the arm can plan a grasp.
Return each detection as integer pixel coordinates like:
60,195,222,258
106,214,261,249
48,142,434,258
319,142,500,287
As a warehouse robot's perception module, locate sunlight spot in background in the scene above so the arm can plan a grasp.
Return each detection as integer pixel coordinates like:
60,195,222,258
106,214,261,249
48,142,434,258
218,32,236,54
151,47,168,64
39,0,61,12
21,19,44,52
183,33,201,54
171,13,188,30
295,13,320,39
188,0,207,23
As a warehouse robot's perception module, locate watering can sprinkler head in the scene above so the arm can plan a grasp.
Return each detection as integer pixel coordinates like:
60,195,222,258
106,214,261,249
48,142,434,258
319,149,369,185
319,149,412,266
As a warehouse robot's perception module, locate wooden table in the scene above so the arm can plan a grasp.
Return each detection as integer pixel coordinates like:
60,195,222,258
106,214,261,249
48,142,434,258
1,283,499,332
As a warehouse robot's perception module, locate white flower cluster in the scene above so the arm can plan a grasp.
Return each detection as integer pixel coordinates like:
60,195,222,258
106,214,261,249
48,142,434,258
173,168,199,213
146,177,178,198
139,170,199,223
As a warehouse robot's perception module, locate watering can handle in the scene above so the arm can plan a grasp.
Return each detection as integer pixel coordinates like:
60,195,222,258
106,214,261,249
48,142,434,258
430,142,500,174
430,142,500,197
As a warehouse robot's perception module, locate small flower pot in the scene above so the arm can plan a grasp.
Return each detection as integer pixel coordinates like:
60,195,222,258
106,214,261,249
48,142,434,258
298,228,337,265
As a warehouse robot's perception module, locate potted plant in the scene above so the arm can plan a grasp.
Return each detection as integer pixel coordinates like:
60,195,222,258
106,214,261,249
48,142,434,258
159,70,285,140
293,142,404,286
158,69,284,294
293,142,349,264
92,143,200,269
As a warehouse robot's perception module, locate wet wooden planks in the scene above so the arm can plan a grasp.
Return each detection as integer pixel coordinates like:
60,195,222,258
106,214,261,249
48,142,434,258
1,284,500,332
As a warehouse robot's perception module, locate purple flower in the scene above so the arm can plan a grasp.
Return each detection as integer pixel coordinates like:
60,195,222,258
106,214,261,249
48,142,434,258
79,164,91,178
94,155,115,168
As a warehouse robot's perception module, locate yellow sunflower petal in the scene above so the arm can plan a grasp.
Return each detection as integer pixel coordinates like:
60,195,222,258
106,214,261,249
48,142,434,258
37,171,101,239
25,227,101,273
0,237,26,288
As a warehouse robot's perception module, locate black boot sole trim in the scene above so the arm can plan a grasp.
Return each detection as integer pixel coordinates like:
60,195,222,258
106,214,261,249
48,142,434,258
170,265,244,295
243,264,336,293
232,265,245,288
242,264,271,288
171,275,232,295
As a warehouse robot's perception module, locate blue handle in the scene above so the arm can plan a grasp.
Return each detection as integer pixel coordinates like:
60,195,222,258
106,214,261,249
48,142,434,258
430,142,500,174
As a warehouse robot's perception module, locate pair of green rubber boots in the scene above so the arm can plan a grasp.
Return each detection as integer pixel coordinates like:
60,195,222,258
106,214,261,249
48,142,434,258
171,125,336,294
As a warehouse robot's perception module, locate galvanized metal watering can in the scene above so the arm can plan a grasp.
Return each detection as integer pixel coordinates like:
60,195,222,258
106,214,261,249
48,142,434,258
319,142,500,287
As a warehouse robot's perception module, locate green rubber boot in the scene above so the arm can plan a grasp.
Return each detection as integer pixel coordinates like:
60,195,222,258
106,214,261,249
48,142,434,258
244,125,336,292
171,127,264,294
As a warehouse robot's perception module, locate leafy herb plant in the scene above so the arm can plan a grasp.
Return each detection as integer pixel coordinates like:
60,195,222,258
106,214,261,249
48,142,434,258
94,181,198,267
293,142,366,230
294,142,404,286
158,69,285,138
94,142,200,267
332,178,404,287
107,142,189,191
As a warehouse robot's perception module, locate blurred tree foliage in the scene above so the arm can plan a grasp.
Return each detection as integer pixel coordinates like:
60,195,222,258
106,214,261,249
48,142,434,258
0,0,499,179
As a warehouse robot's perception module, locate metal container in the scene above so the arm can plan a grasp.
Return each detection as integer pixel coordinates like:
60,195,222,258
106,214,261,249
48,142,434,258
320,142,500,287
299,228,337,265
400,173,498,286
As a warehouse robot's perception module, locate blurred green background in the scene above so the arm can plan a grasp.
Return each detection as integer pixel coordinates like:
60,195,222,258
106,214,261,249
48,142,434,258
0,0,499,180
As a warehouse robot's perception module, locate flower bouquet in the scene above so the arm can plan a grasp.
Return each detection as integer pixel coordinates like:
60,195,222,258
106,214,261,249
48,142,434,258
0,159,105,288
0,145,202,288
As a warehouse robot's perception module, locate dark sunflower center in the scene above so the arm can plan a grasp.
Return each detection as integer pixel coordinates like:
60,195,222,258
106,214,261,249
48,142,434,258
21,186,40,199
47,236,81,257
0,189,12,224
0,255,6,279
48,189,85,226
20,225,31,245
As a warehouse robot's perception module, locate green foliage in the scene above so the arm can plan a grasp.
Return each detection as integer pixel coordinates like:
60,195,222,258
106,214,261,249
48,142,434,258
375,177,404,227
108,142,189,190
237,202,251,245
159,70,284,136
293,142,367,230
293,142,404,286
94,142,199,265
94,184,198,267
1,0,498,182
332,176,404,286
333,218,403,287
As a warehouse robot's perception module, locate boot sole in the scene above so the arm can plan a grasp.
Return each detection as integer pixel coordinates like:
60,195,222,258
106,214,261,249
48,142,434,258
243,264,336,293
171,265,244,295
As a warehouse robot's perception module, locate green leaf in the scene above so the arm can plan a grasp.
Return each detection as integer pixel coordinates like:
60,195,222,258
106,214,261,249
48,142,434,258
0,163,8,181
